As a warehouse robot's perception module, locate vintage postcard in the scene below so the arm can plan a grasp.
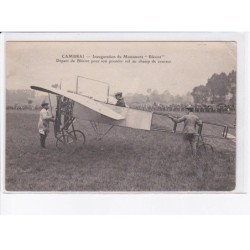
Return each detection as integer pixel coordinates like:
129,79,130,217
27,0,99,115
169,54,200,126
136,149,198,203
3,35,239,192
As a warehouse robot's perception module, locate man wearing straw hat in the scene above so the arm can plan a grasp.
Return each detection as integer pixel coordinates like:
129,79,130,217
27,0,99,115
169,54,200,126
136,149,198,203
38,100,55,148
168,105,202,156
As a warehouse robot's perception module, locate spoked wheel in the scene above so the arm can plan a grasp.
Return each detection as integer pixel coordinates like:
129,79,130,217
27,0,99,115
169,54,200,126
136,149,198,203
68,130,86,149
196,142,214,179
56,130,86,152
56,134,73,152
197,143,214,158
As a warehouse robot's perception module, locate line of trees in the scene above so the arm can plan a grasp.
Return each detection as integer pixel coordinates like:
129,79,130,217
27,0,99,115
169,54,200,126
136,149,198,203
125,70,236,106
6,70,236,108
191,70,236,105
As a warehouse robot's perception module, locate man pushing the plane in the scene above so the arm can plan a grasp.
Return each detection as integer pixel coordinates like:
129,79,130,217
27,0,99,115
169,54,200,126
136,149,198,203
167,105,202,156
155,105,202,156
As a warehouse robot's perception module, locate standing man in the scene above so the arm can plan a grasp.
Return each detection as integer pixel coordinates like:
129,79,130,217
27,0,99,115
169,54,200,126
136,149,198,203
168,105,202,156
114,92,126,107
38,100,55,148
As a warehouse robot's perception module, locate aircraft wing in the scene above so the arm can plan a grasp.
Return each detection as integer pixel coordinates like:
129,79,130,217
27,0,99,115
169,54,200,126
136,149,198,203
30,85,125,120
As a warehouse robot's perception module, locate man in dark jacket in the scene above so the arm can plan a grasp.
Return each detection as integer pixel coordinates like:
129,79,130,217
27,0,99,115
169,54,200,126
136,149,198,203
115,92,126,107
168,105,202,155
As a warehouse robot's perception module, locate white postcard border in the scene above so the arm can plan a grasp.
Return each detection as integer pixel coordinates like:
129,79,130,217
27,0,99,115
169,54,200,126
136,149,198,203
0,32,248,214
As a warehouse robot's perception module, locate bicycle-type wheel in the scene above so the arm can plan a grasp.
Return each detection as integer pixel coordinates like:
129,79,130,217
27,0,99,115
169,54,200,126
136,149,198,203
197,142,214,157
68,130,86,148
56,130,86,152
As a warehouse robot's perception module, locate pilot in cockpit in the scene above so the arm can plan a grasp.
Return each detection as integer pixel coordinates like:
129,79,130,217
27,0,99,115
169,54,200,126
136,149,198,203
114,92,126,107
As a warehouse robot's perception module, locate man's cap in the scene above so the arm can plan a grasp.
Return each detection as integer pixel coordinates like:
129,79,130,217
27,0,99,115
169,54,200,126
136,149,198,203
185,105,193,110
41,100,49,107
114,92,123,97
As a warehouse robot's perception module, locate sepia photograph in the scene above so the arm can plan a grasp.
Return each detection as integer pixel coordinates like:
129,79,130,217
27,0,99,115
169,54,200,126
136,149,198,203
5,40,237,192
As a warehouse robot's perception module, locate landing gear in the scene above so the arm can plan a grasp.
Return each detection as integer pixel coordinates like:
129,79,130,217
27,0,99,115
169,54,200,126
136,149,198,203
196,123,214,159
56,129,86,152
195,134,215,181
68,130,86,147
197,142,214,157
54,96,85,152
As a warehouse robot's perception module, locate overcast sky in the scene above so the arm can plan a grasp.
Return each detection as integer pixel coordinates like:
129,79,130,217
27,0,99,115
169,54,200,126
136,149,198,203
6,41,236,96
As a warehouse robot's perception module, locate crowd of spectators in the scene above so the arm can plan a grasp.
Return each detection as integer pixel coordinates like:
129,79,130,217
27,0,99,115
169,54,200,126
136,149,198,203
130,103,236,113
6,104,41,110
6,102,236,114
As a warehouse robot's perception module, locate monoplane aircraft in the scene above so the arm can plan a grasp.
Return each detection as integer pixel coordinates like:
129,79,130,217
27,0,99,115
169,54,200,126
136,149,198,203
31,76,236,153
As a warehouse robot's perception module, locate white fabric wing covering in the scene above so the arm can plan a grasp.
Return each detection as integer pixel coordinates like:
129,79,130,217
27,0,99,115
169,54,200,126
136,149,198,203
30,85,125,120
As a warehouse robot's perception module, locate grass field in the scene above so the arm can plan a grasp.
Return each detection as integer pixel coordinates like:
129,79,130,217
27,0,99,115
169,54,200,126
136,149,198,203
5,110,236,192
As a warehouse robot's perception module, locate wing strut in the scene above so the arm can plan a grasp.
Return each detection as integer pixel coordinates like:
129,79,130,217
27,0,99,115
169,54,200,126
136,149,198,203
48,93,54,116
90,121,114,141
